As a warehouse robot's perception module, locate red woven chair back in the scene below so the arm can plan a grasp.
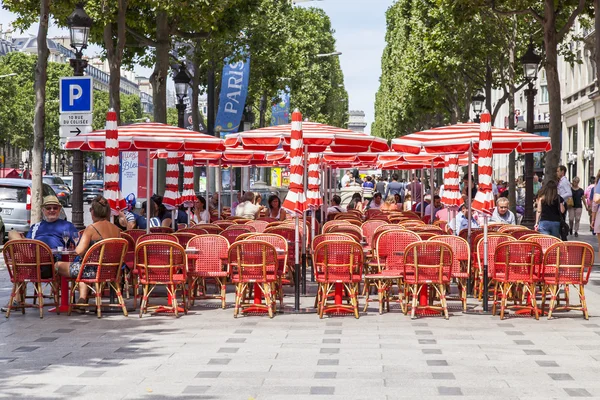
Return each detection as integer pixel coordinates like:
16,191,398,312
119,232,136,267
214,221,235,229
135,240,186,283
365,208,383,220
251,234,289,274
2,239,55,282
525,234,561,254
186,223,222,234
433,220,448,232
178,227,209,235
312,233,355,252
323,220,352,233
258,217,278,223
327,225,362,242
313,240,364,283
246,220,269,233
494,241,543,282
404,241,453,284
173,232,197,247
371,225,405,250
77,238,128,282
476,233,515,278
231,218,253,224
264,226,300,263
510,229,534,240
220,226,253,244
429,235,470,278
150,226,173,233
228,240,279,283
124,229,146,244
187,234,229,277
374,230,420,273
415,231,439,240
459,227,484,243
487,223,504,232
136,233,178,245
542,242,594,285
369,214,390,222
422,215,432,225
361,220,386,246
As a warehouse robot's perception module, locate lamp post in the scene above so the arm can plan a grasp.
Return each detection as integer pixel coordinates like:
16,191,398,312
520,42,541,228
471,92,485,123
173,64,191,129
67,2,92,230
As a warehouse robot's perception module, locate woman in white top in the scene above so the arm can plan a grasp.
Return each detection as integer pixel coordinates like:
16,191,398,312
191,196,210,224
267,194,286,221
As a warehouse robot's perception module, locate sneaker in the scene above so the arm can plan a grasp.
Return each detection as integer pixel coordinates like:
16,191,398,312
575,232,578,237
1,301,20,313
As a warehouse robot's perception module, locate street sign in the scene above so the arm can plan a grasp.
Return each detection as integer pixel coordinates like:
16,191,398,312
59,76,93,113
60,112,92,126
60,125,92,138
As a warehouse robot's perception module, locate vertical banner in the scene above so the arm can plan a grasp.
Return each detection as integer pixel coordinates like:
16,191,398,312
215,58,251,137
271,168,282,187
183,87,207,133
120,151,139,199
271,91,290,126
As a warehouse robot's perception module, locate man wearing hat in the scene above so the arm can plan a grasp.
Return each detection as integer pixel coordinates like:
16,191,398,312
8,195,78,250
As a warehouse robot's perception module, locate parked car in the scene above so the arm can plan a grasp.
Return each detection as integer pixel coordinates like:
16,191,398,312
83,180,104,203
42,176,71,207
0,178,68,239
58,176,73,190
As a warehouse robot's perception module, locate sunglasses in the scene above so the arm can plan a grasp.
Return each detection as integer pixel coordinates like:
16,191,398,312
44,206,60,211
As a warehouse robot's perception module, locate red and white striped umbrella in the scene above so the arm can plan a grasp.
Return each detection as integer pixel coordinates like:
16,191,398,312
162,152,180,210
224,121,388,153
440,155,461,207
471,111,495,215
391,122,551,155
103,109,126,215
281,110,306,215
65,122,224,151
180,154,195,207
306,153,322,209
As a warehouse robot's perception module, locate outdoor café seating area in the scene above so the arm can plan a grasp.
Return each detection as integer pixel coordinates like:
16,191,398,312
3,208,594,322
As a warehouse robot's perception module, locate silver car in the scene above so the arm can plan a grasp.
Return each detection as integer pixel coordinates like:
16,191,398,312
0,178,67,239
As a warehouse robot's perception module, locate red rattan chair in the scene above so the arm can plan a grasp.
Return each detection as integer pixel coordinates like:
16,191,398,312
403,241,453,319
246,220,269,233
429,235,470,311
68,238,129,318
364,230,420,314
150,226,174,233
221,226,253,244
179,227,211,235
119,232,136,298
264,226,301,284
365,208,384,220
2,239,59,318
231,218,253,224
541,242,594,320
250,234,289,307
124,229,146,244
510,228,534,240
492,241,543,320
487,223,504,232
327,225,363,242
136,240,188,317
361,220,387,247
190,223,223,234
313,240,364,318
136,233,178,245
415,231,439,240
311,233,355,251
475,233,515,300
525,234,561,254
214,220,235,230
173,232,197,247
229,240,280,318
322,220,352,233
187,234,230,309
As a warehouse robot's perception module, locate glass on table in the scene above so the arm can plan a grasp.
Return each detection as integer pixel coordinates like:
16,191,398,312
62,230,70,249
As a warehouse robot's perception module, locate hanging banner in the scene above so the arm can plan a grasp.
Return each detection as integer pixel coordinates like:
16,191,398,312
271,91,290,126
215,58,251,137
183,87,207,133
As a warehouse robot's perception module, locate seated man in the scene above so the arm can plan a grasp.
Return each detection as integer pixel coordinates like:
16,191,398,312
235,191,262,220
424,195,443,221
367,192,383,210
414,194,431,213
326,195,346,220
448,204,480,235
489,197,516,224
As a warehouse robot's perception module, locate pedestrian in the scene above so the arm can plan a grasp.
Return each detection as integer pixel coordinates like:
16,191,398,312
267,194,286,221
362,175,375,201
375,176,387,195
591,170,600,245
556,165,572,213
568,177,584,237
584,177,595,233
535,180,565,239
384,174,403,199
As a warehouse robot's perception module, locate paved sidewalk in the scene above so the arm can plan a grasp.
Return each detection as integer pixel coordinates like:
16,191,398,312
1,225,600,399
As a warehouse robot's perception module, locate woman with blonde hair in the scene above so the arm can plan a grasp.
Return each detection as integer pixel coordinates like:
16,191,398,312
380,195,397,211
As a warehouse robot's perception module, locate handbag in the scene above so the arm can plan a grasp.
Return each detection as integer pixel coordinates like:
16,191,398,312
566,197,574,208
559,213,569,241
594,191,600,204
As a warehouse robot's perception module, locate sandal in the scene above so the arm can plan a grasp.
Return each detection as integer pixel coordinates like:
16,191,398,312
73,297,88,314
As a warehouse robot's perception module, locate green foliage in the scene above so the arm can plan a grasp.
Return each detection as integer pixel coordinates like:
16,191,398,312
166,107,178,127
92,91,143,130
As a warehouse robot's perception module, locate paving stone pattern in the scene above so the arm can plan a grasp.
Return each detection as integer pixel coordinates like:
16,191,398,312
2,227,600,399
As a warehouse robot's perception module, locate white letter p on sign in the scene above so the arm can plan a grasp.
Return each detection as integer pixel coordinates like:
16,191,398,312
69,84,82,106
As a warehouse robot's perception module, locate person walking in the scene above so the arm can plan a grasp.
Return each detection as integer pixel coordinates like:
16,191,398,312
584,177,596,234
535,180,565,239
362,175,375,202
568,177,584,237
556,165,572,212
375,176,387,195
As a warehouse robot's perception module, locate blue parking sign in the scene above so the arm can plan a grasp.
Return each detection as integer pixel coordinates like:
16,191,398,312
59,76,93,113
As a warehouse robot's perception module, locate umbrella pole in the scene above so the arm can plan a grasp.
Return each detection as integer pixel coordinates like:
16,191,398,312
302,146,308,296
218,160,222,220
430,160,434,224
294,214,300,311
467,144,473,246
412,170,417,212
206,161,210,211
421,168,425,219
482,215,489,311
229,166,233,215
146,149,151,234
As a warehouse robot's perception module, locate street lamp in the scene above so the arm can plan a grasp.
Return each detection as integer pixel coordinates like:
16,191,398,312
173,64,191,129
520,41,541,228
471,91,485,123
67,2,92,230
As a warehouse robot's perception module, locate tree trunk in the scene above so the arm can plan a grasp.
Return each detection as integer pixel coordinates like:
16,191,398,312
31,0,49,224
507,17,517,216
543,1,561,183
150,10,170,195
191,58,200,132
104,0,127,123
485,60,493,113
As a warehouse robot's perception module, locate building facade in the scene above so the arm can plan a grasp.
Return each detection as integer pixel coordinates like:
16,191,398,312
348,110,367,133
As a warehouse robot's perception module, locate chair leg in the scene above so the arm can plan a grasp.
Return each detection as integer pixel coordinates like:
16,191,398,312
439,284,448,320
410,285,418,319
115,282,128,317
547,285,558,320
529,284,539,320
580,285,588,320
264,283,274,319
351,283,359,319
319,284,327,319
378,281,385,315
540,284,548,316
220,279,227,310
492,281,499,316
234,283,242,318
95,283,102,318
170,285,179,318
36,282,44,319
500,283,509,320
21,283,26,314
53,280,60,315
139,285,148,318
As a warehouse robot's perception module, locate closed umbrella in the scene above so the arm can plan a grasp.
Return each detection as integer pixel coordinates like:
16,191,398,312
180,154,195,224
162,152,180,230
103,109,126,215
441,155,461,207
306,153,322,209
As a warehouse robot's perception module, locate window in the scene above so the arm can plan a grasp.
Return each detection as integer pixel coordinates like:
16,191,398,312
540,85,549,104
569,125,578,153
588,119,595,149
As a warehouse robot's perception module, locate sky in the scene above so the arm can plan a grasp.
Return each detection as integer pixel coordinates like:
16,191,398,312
0,0,394,133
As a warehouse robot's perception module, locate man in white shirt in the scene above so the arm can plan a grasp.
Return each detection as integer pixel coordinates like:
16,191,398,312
489,197,516,224
341,171,352,188
326,195,346,220
557,165,572,203
235,192,262,220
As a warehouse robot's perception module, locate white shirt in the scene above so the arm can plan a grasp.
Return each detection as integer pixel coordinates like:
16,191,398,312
191,209,210,224
489,207,516,224
558,176,572,200
341,174,351,187
235,201,261,219
326,205,346,218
